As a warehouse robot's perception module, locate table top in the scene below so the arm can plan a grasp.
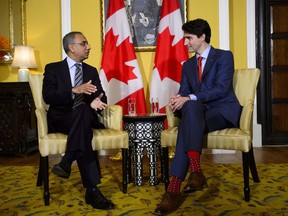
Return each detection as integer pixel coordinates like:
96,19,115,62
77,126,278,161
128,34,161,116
123,113,167,122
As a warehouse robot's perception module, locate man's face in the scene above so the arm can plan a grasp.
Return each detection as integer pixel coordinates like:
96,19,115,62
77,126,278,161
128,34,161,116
69,34,91,62
183,33,205,53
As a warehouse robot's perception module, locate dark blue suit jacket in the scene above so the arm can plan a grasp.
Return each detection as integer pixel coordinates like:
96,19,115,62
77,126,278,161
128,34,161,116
178,47,241,126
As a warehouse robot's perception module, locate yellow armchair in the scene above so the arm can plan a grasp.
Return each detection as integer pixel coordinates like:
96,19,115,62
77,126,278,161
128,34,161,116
28,74,129,206
161,68,260,202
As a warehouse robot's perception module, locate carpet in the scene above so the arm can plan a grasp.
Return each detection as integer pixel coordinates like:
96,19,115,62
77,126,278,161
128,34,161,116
0,163,288,216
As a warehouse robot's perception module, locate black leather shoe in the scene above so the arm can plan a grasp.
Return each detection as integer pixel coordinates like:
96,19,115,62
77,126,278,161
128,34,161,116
85,188,115,210
51,160,71,179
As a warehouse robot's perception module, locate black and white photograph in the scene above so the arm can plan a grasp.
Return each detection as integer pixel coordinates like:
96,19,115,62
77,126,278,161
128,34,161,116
102,0,186,51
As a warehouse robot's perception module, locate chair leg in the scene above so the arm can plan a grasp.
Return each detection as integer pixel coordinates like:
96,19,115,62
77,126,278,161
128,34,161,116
242,152,250,202
160,145,164,183
94,150,102,178
248,147,260,183
122,148,128,193
36,155,43,186
42,156,50,206
162,147,170,191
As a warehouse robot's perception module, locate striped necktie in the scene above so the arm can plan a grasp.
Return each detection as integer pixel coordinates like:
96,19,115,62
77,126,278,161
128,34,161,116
73,63,84,109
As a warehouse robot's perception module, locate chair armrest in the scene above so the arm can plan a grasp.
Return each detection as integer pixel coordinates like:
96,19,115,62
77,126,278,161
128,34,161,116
239,101,254,133
100,105,123,130
35,108,49,137
165,105,180,128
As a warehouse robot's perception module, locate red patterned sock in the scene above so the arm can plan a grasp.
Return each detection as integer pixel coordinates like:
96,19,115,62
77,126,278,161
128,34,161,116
167,176,182,194
187,151,202,173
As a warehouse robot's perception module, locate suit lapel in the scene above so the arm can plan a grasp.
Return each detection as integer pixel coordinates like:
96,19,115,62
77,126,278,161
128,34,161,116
82,63,90,83
61,59,73,89
202,47,216,80
188,57,199,86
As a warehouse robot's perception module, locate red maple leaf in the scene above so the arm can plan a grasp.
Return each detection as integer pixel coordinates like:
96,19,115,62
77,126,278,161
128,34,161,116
154,28,188,83
101,29,137,84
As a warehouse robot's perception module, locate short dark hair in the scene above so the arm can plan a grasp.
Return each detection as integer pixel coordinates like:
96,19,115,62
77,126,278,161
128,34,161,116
63,31,83,54
182,19,211,43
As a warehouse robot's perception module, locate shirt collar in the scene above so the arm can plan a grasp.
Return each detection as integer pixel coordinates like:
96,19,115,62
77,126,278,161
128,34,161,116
66,56,82,69
197,45,211,59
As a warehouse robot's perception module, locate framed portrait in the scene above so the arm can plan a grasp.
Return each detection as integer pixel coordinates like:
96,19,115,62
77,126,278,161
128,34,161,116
101,0,187,52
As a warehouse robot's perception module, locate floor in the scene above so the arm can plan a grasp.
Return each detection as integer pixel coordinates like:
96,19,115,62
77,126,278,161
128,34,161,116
1,146,288,167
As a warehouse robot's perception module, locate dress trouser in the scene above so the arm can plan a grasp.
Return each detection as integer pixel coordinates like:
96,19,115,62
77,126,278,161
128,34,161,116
48,104,103,188
169,100,234,180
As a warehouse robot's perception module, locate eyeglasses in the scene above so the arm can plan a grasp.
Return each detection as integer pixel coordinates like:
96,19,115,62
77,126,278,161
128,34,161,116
72,41,90,46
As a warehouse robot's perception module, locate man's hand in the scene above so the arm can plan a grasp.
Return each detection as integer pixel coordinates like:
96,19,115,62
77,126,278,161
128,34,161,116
72,80,97,95
90,93,107,111
169,95,190,112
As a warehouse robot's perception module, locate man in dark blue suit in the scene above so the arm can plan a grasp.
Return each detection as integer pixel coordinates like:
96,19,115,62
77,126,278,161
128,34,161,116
43,31,115,210
155,19,242,215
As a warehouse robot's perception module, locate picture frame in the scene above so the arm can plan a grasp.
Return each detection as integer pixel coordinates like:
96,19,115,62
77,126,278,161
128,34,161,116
101,0,187,52
0,0,26,64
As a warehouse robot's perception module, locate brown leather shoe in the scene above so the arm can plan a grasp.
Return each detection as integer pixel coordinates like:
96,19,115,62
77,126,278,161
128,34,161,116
155,192,183,215
183,172,208,193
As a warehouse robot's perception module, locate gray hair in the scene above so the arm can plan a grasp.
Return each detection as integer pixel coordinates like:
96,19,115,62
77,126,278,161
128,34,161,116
62,31,83,54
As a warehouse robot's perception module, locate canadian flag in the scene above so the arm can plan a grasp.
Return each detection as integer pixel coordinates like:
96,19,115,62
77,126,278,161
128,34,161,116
150,0,189,113
100,0,147,115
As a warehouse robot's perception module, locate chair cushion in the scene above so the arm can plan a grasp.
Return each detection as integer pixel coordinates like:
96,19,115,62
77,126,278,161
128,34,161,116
39,129,128,157
161,127,251,153
39,133,68,156
92,129,129,150
205,128,251,152
161,127,178,149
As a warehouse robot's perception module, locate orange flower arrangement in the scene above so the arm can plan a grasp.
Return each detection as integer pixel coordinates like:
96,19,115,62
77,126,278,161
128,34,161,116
0,34,10,61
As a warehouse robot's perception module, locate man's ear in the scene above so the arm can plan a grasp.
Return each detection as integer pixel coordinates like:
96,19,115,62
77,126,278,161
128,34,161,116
68,44,75,53
200,34,206,42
